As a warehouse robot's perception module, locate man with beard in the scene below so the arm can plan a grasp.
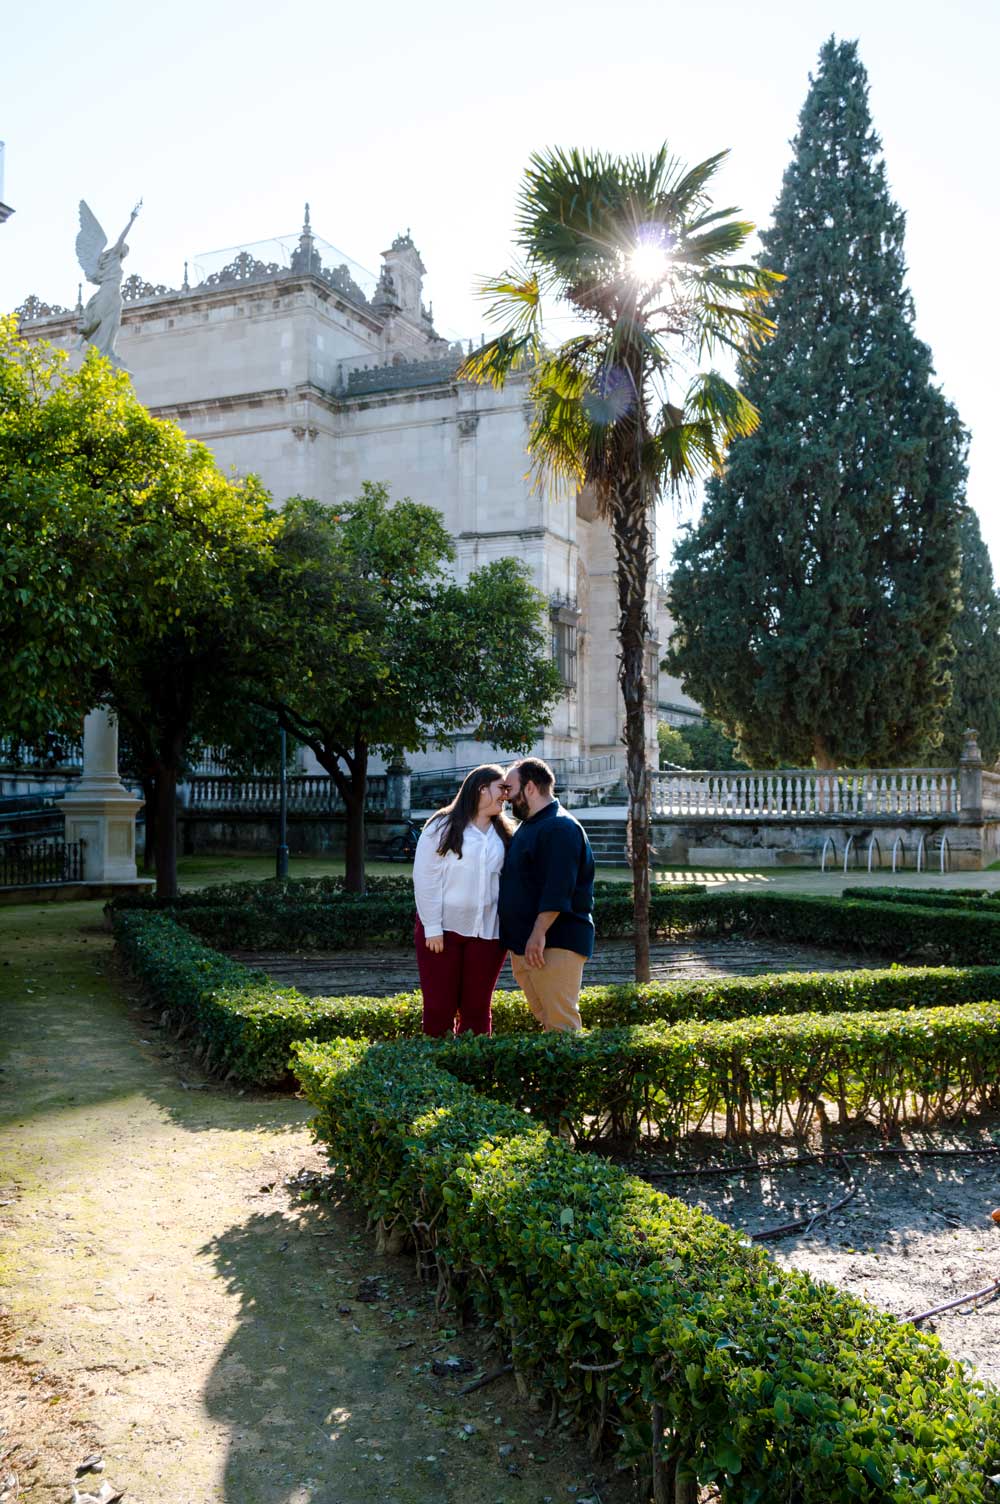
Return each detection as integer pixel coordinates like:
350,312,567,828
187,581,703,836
498,758,595,1032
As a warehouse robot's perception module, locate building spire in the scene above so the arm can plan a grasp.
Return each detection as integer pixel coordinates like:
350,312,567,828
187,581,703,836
291,200,319,274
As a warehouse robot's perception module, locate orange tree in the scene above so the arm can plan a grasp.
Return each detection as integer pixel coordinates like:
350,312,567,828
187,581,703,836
0,320,279,898
460,148,779,978
263,487,561,893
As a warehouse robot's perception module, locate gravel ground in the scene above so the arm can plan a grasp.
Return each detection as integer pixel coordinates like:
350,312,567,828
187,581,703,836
617,1123,1000,1385
233,937,876,997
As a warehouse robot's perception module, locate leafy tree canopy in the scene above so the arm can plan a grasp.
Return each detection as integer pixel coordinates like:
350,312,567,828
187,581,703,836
937,509,1000,765
665,39,967,770
658,718,749,771
263,485,562,889
0,320,280,895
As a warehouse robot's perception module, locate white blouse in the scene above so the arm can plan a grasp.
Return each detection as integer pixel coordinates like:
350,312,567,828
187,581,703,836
413,817,506,940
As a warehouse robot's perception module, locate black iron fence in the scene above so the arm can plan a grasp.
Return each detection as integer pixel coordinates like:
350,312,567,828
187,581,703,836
0,839,85,888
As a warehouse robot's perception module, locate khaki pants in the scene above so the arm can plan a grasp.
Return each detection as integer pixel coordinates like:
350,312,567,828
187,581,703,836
510,948,586,1032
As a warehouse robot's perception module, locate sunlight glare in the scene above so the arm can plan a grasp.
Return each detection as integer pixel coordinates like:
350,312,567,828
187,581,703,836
628,240,672,286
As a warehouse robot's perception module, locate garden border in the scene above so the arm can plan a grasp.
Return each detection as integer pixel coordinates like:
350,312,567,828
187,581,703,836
291,1034,1000,1501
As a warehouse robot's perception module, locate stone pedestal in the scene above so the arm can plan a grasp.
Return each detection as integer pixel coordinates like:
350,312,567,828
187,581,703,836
62,709,144,882
385,760,412,820
959,727,984,824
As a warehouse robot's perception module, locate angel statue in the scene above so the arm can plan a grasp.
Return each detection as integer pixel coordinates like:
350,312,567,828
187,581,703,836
76,199,142,367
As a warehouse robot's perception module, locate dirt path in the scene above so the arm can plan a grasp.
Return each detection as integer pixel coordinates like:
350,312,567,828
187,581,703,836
0,904,624,1504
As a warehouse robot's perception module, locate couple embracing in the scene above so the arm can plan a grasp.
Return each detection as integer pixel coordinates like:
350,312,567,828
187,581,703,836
412,759,596,1037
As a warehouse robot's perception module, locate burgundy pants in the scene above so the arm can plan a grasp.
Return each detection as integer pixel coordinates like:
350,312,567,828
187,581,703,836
415,919,507,1037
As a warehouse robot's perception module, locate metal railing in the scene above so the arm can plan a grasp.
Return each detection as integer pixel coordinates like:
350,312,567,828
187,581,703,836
0,839,85,888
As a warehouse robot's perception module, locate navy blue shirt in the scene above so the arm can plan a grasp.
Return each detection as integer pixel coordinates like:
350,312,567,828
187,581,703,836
498,799,595,959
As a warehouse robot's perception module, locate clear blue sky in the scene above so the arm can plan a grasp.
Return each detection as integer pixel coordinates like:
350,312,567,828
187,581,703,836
2,0,996,567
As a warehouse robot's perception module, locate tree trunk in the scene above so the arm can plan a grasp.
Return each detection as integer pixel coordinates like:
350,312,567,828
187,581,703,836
812,735,837,814
140,774,156,874
154,762,179,902
343,739,368,894
610,482,653,983
812,735,836,770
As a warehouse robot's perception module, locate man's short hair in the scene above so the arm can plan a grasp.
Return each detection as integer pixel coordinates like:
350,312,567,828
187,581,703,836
510,757,555,794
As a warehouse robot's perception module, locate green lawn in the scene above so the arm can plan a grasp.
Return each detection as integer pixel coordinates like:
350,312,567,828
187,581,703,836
175,852,638,888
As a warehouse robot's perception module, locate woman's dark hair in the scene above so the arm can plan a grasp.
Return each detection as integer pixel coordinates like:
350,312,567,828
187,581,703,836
429,764,515,858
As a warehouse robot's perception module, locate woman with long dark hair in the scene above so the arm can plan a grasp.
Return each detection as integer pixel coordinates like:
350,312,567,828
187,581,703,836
412,763,513,1036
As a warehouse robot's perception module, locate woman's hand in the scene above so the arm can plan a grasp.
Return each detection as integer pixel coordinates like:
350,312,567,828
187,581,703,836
425,934,445,954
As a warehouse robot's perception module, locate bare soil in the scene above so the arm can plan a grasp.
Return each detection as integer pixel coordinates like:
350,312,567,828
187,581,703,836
236,938,871,997
0,903,626,1504
617,1126,1000,1385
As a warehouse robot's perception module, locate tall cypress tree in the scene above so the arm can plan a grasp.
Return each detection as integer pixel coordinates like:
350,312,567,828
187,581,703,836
939,509,1000,764
666,37,968,768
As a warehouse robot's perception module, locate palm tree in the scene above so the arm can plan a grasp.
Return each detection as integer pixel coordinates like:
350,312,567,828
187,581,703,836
460,146,780,980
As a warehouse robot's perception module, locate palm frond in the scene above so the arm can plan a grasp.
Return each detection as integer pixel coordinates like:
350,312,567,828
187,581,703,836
676,220,757,264
525,380,591,494
652,416,725,491
685,300,777,359
685,371,760,442
656,150,729,213
457,331,539,389
683,204,743,234
476,269,543,335
688,263,784,300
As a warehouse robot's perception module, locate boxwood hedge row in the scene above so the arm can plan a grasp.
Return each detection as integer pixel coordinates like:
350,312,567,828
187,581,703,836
292,1036,1000,1501
843,886,1000,911
432,1004,1000,1142
116,886,1000,961
112,879,707,950
115,908,1000,1117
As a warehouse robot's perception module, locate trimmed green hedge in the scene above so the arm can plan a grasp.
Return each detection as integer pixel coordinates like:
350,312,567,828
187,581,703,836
843,885,1000,911
646,890,1000,963
110,873,704,914
115,908,1000,1091
433,1003,1000,1142
292,1036,1000,1499
117,884,1000,960
111,877,707,949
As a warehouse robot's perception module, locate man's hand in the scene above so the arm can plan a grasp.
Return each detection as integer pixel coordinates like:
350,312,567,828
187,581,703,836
425,933,445,954
524,924,547,969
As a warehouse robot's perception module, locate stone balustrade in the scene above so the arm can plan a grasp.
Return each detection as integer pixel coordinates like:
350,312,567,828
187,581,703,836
183,774,388,815
982,771,1000,817
651,768,962,820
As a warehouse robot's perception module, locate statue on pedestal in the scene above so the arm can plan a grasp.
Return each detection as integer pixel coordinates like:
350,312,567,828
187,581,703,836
76,199,142,368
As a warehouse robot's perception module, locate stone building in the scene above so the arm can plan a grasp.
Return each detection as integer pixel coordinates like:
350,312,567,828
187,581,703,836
15,209,663,786
0,144,14,226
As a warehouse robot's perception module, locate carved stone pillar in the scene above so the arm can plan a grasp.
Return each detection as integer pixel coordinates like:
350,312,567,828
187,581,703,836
385,760,412,820
959,727,983,823
61,708,144,882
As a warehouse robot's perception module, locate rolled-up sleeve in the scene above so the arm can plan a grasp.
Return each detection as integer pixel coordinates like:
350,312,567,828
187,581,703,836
537,823,583,914
413,825,445,937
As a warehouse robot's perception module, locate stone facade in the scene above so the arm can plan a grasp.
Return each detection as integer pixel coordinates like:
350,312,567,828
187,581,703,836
0,142,13,225
17,210,661,780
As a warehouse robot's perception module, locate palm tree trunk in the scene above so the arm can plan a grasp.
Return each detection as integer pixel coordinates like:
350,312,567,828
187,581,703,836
610,482,653,983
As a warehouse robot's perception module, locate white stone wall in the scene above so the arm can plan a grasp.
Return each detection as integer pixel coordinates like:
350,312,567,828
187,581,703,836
20,255,663,779
655,589,703,724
